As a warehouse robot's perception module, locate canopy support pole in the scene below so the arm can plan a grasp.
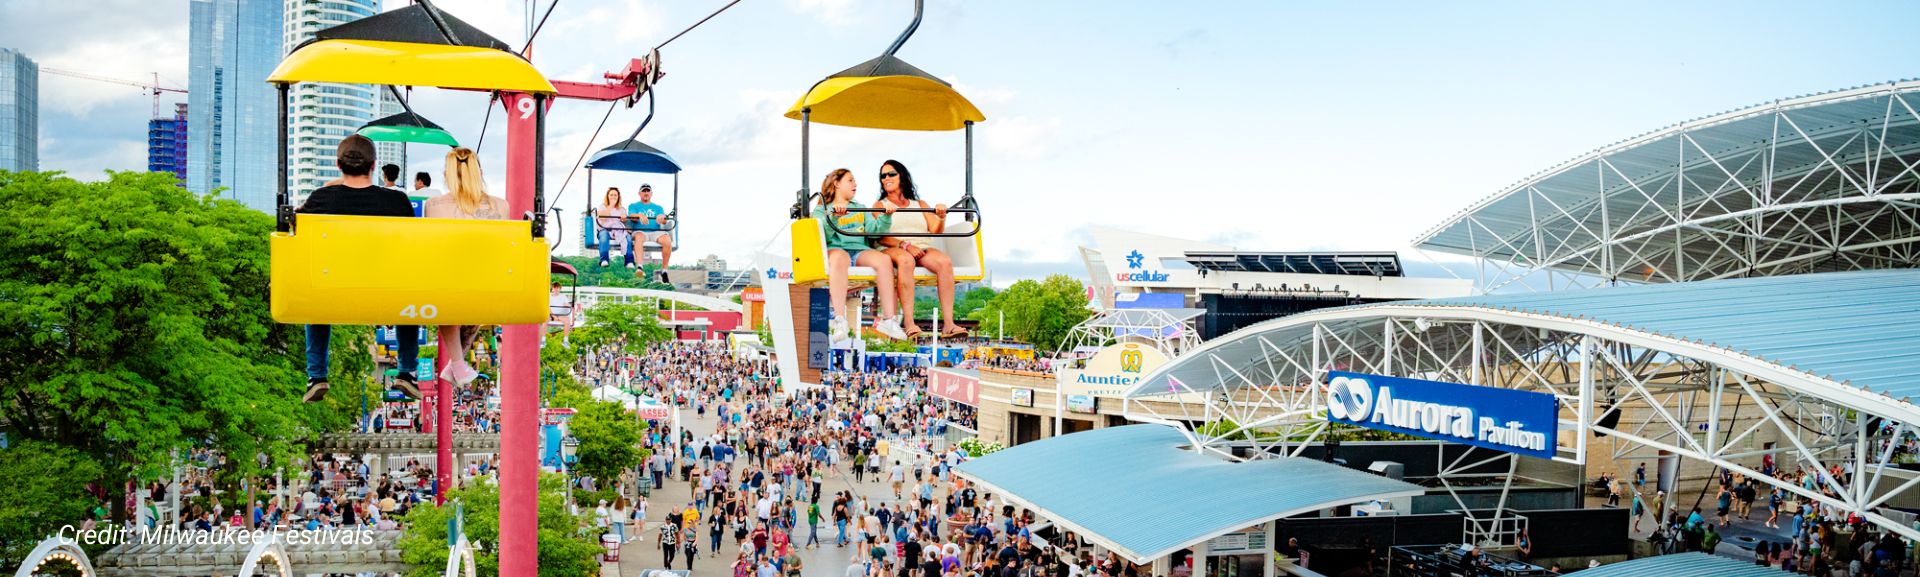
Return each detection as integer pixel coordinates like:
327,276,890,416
797,110,812,217
963,120,975,219
275,84,291,232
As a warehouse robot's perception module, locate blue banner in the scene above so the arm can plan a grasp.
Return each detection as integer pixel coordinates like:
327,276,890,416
1325,371,1559,460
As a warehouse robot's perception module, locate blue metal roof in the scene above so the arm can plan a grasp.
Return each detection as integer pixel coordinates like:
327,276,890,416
1131,270,1920,409
953,425,1423,563
1569,552,1790,577
1408,270,1920,400
586,139,682,174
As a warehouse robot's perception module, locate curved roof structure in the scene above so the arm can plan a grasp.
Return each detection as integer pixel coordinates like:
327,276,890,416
1416,80,1920,290
1569,553,1790,577
1128,269,1920,423
953,425,1422,564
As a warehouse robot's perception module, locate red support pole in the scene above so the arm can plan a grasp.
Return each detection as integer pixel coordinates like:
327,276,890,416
435,326,455,504
498,91,543,577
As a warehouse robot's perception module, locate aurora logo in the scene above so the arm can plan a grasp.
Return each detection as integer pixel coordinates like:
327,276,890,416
1326,375,1375,421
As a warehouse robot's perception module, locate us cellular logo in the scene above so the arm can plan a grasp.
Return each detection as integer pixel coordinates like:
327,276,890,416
1115,249,1170,283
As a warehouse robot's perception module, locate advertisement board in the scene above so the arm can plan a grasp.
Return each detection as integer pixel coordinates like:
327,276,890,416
806,288,829,368
1057,343,1168,398
1009,388,1034,407
1066,394,1098,414
1325,371,1559,460
929,369,980,406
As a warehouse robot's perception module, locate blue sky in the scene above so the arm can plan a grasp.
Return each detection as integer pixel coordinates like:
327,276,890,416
10,0,1920,285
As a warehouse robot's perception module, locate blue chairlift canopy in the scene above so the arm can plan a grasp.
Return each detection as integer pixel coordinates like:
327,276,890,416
586,139,682,174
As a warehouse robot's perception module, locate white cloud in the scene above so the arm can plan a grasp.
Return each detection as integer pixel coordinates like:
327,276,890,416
786,0,862,26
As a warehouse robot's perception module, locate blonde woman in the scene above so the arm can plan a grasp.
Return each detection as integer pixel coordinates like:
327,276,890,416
424,147,507,384
594,187,630,267
812,168,908,341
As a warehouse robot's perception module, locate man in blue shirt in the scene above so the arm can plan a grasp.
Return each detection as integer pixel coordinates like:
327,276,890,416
625,184,673,272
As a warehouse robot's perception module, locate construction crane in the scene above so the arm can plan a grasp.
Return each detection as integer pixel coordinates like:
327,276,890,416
41,68,187,118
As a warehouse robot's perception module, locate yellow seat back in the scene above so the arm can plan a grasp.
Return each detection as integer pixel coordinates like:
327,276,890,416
272,214,548,325
789,218,831,285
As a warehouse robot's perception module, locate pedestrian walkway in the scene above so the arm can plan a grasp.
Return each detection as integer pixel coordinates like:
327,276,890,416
602,407,936,577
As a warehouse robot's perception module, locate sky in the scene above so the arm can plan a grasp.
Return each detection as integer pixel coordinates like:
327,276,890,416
7,0,1920,286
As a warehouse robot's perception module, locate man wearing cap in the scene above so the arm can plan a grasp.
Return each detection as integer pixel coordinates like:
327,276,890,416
295,134,422,403
626,184,672,274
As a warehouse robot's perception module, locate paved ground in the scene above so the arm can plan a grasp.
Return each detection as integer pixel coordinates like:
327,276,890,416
602,408,937,577
1589,483,1791,561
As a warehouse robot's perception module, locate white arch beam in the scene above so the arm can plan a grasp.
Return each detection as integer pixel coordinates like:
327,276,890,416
1127,303,1920,544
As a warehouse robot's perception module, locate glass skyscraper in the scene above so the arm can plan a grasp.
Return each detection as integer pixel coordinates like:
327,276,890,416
0,48,38,173
187,0,283,212
284,0,383,200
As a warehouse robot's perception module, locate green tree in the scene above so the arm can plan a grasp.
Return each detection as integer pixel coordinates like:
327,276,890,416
972,275,1090,352
915,285,998,321
566,399,649,487
571,301,672,352
398,473,603,577
0,442,106,560
0,171,348,520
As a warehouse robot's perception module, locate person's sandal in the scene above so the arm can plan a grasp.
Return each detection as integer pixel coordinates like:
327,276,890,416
940,327,970,339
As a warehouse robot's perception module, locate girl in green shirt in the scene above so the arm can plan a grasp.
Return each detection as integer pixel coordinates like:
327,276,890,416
814,168,910,341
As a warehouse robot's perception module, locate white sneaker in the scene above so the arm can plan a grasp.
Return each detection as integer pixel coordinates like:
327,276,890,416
829,317,850,341
873,317,908,341
626,261,637,270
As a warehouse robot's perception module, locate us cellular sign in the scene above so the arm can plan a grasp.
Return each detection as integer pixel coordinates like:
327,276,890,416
1325,371,1559,460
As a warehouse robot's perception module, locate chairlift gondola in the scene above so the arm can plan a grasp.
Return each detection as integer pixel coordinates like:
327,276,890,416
549,260,579,330
581,90,683,269
784,0,986,286
268,1,554,326
357,109,460,147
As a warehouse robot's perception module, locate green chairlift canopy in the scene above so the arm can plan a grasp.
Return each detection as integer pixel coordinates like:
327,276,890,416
357,111,459,147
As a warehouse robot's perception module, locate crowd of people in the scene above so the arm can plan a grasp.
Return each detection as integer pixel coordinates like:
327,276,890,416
581,338,1152,577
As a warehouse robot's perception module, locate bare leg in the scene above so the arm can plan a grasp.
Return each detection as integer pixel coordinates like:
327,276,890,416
855,250,898,319
886,248,919,334
826,249,851,320
658,235,673,269
919,249,958,332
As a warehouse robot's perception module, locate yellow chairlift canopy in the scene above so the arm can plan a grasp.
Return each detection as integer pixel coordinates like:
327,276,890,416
785,55,983,131
267,3,555,94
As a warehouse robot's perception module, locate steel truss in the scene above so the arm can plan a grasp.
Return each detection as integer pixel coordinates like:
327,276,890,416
1415,81,1920,292
1127,309,1920,545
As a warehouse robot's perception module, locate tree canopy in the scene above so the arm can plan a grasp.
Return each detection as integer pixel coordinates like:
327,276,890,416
398,473,602,577
971,275,1090,352
570,300,673,353
0,171,356,532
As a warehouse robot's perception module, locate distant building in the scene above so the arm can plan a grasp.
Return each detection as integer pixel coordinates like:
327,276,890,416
284,0,383,200
187,0,281,210
148,103,189,182
696,254,729,271
0,48,37,172
375,90,405,179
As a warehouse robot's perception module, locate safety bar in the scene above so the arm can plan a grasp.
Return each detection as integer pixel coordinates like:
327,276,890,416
588,208,678,232
823,206,980,238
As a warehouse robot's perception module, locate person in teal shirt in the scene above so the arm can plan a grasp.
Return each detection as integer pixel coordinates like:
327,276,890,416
626,184,673,269
813,168,908,341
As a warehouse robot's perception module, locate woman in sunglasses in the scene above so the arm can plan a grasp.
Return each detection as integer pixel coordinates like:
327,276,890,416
874,160,967,339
